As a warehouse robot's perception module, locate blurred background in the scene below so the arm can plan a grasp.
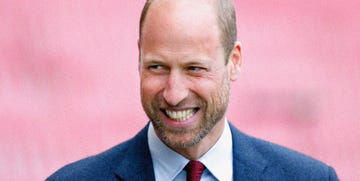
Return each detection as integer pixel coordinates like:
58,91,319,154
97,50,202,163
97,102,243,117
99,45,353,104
0,0,359,180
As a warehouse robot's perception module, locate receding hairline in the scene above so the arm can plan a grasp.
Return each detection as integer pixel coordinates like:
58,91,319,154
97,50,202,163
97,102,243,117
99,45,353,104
140,0,218,39
139,0,237,62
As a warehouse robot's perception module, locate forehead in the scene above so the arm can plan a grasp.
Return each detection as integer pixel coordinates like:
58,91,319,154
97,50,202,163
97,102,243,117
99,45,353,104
142,0,218,40
141,0,221,48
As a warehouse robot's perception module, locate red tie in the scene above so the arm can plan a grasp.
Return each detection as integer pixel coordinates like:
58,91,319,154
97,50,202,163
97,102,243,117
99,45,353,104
185,160,205,181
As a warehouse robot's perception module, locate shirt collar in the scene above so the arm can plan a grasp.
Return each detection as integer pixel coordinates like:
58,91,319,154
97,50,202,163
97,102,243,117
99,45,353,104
148,120,233,181
148,123,189,180
198,120,233,181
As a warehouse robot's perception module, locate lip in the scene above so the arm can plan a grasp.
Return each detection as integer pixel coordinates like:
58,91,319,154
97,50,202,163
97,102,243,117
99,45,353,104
159,108,200,128
160,107,198,111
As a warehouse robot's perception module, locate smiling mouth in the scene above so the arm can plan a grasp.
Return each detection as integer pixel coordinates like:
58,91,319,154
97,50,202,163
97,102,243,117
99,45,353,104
161,108,199,121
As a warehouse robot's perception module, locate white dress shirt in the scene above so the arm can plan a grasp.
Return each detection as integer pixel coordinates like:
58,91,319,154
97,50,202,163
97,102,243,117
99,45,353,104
148,120,233,181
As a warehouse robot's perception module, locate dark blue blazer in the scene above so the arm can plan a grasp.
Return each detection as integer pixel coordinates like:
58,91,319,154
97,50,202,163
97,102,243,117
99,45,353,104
47,123,339,180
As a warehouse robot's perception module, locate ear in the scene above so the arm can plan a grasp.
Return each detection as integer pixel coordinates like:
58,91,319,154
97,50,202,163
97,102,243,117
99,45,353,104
227,41,242,81
137,38,141,51
137,38,142,73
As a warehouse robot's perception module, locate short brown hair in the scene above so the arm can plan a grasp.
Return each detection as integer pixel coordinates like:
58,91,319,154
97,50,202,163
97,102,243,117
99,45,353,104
139,0,237,63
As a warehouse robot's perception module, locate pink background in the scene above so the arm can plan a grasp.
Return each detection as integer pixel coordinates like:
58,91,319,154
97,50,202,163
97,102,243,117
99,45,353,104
1,0,359,180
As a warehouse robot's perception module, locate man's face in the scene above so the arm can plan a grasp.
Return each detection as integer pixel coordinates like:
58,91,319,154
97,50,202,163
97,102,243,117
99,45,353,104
139,0,237,149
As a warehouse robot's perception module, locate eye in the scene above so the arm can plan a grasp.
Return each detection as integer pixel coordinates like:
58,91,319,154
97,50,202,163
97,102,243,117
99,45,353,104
187,66,206,72
148,65,163,70
147,64,169,74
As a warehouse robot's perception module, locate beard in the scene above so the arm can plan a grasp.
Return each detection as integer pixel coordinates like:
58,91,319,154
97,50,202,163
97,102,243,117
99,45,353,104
141,78,230,149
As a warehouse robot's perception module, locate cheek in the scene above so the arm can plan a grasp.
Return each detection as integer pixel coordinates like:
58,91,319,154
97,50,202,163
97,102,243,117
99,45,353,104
190,78,222,97
141,76,165,96
191,78,229,108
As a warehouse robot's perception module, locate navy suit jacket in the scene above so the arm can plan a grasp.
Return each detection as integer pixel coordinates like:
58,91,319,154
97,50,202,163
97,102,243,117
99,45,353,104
47,123,339,180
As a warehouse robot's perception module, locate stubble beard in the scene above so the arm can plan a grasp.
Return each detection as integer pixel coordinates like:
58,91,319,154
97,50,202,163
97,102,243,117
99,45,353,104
141,81,230,149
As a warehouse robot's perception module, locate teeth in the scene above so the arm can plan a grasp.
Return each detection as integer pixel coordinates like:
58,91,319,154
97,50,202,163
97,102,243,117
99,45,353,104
165,109,196,121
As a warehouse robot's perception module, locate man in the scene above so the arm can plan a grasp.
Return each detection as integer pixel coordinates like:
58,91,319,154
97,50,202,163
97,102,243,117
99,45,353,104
47,0,339,180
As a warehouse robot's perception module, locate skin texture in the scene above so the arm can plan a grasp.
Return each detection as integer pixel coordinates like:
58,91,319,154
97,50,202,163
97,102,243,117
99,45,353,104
139,0,241,160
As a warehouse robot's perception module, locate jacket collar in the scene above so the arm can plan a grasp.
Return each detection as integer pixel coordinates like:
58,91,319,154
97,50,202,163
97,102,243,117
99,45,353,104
114,123,155,181
229,123,268,180
113,122,268,180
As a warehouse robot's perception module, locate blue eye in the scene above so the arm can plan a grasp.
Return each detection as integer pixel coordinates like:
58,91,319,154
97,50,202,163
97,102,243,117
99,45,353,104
147,64,169,74
188,66,204,72
149,65,162,70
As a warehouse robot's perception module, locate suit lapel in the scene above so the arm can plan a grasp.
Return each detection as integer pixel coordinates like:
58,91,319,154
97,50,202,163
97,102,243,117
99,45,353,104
114,124,155,181
112,122,268,180
230,123,268,180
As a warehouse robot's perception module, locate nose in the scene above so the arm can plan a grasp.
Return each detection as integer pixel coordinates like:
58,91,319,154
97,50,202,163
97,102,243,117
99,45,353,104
163,70,189,106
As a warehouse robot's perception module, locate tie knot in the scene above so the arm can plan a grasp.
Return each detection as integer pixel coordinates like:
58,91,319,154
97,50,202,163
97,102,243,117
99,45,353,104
185,161,205,181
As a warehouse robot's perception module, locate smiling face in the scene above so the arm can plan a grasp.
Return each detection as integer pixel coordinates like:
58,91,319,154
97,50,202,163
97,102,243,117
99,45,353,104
139,0,240,152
